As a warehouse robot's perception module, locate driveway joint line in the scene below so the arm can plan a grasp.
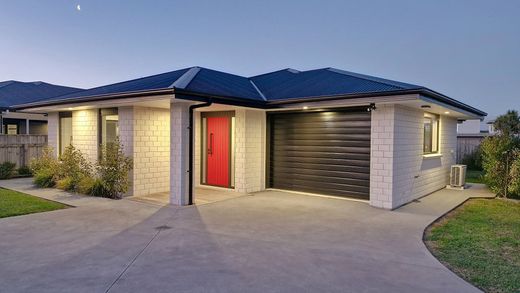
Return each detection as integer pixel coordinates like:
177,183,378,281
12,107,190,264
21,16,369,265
104,228,162,293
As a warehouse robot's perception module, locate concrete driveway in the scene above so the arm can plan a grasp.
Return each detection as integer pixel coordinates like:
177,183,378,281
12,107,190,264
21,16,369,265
0,178,493,293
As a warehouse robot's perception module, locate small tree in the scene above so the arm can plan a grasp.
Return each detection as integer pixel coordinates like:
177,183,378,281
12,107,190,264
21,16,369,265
96,138,133,199
493,110,520,137
481,110,520,198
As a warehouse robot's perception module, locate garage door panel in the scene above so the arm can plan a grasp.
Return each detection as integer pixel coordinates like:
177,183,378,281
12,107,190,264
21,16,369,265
271,166,370,180
272,151,370,161
273,133,370,141
273,145,370,153
270,171,370,187
272,127,370,135
268,110,371,200
272,183,369,199
272,161,370,174
274,156,371,167
273,120,371,130
273,139,370,148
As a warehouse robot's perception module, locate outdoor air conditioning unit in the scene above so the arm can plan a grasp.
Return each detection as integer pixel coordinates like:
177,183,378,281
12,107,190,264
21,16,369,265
448,164,467,190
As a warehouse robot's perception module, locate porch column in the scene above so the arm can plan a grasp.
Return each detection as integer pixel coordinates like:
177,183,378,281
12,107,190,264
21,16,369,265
170,102,191,205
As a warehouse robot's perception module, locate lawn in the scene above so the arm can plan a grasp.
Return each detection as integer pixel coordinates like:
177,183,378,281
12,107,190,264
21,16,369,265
425,198,520,293
466,169,485,184
0,188,67,218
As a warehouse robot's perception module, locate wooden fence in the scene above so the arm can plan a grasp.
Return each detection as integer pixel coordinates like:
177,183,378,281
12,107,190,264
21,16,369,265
0,135,48,167
457,135,486,162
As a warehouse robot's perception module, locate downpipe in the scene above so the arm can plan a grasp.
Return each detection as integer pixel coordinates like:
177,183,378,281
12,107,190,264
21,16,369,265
188,101,212,205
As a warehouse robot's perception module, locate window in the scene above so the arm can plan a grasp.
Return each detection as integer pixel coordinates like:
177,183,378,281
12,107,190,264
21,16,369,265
59,112,72,155
99,108,119,145
424,113,439,154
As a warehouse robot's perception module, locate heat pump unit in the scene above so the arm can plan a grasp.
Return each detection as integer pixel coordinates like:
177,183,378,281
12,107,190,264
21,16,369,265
449,165,467,188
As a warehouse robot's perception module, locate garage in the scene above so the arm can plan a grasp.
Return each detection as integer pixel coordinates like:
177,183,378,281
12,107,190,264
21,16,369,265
267,109,371,200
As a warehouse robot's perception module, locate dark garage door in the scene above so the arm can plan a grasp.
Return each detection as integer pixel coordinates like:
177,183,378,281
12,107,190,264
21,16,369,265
267,109,371,200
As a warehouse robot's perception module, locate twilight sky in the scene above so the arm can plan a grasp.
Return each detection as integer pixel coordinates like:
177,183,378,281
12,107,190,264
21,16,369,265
1,0,519,118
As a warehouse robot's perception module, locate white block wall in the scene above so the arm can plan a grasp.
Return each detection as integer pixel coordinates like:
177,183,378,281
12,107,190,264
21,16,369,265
72,109,98,163
370,104,457,209
170,103,190,205
193,111,201,188
370,105,395,209
235,109,266,193
133,107,170,196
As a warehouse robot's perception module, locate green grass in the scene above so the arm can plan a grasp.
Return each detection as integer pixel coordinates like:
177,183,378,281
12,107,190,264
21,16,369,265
425,199,520,293
466,170,485,184
0,188,67,218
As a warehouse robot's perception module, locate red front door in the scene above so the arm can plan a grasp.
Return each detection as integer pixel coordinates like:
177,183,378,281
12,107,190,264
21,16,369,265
206,116,230,187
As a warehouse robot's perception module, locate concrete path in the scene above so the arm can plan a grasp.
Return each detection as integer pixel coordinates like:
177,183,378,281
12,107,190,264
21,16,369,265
0,178,494,293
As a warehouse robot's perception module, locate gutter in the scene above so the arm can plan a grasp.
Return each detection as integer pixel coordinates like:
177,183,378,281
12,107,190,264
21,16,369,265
11,86,486,117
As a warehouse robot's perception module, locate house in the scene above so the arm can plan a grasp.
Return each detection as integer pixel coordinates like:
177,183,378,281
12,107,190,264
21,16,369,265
0,80,82,134
12,67,486,209
456,119,495,162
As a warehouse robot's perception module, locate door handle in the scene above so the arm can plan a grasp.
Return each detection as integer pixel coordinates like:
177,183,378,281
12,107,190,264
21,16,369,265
208,133,214,155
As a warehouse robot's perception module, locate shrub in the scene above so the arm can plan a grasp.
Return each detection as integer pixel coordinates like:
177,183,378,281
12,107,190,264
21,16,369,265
56,177,75,191
30,146,58,174
33,169,56,188
56,145,93,192
90,178,109,197
96,138,132,199
480,132,520,197
0,162,17,179
77,176,96,195
17,165,32,176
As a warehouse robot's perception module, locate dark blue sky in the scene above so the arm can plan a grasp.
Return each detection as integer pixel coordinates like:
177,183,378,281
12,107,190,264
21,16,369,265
1,0,519,118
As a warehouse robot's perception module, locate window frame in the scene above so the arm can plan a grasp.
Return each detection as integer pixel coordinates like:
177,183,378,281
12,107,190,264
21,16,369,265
98,108,119,154
423,112,440,155
58,112,72,156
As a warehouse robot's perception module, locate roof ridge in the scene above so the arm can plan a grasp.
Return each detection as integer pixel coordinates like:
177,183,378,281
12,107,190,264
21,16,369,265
170,67,201,89
325,67,420,90
249,68,300,78
249,79,267,101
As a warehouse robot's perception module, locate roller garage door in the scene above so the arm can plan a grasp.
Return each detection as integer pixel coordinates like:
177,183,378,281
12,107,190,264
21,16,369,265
267,109,371,200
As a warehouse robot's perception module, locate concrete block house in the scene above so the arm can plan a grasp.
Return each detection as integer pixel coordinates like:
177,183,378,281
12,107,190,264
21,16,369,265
13,67,486,209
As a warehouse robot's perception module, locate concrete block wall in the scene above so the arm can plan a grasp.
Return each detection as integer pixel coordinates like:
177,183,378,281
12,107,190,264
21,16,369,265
235,109,266,193
369,104,395,209
72,109,98,163
132,107,170,197
170,102,190,205
370,104,457,209
392,105,457,207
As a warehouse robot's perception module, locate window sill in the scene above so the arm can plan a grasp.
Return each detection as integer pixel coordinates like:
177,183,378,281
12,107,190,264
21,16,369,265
423,153,442,158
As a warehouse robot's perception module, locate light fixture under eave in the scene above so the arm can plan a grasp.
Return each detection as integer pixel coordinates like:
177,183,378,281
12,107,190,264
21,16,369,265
68,107,73,110
302,106,309,110
444,111,450,114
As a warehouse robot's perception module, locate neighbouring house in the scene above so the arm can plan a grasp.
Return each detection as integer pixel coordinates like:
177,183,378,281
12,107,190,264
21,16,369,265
12,67,486,209
0,80,82,135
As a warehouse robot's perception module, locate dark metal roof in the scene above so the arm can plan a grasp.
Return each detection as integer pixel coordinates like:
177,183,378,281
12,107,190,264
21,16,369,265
11,66,486,117
184,67,264,101
250,67,422,100
0,81,82,109
43,68,191,103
